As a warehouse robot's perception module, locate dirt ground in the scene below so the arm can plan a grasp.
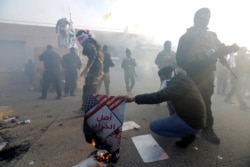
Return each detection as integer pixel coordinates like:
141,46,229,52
1,69,250,167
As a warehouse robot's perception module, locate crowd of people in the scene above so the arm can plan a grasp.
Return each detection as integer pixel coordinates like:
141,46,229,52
23,7,250,154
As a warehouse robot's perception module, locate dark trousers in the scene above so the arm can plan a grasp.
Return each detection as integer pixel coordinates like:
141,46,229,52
64,69,77,95
226,75,247,107
124,71,135,93
188,71,215,129
41,70,61,98
98,72,111,95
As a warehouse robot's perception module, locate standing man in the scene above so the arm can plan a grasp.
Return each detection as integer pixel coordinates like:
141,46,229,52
225,47,250,111
155,40,176,70
39,45,62,99
98,45,115,95
121,48,137,95
24,59,35,90
56,17,70,48
73,30,104,115
176,8,239,144
62,47,82,97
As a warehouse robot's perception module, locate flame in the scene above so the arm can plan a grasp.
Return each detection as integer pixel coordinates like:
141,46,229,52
91,139,96,147
95,150,112,163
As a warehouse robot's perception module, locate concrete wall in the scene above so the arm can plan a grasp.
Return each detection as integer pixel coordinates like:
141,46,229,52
0,23,161,92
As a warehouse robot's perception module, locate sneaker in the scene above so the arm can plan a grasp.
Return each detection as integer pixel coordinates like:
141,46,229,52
72,108,84,116
175,134,196,148
64,93,69,97
200,128,220,144
70,93,75,96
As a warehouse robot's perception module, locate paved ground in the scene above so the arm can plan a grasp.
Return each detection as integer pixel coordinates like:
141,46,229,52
1,70,250,167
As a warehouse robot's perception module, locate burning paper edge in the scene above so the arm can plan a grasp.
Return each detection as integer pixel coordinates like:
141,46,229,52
131,134,169,163
122,121,140,131
72,156,97,167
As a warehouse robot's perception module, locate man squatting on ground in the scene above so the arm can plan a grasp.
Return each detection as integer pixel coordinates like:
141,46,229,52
176,8,239,144
120,66,206,148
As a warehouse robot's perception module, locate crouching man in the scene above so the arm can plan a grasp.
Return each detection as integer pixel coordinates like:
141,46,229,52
119,66,206,148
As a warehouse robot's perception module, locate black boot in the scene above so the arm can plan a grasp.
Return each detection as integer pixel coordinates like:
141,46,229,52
200,128,220,144
175,134,196,148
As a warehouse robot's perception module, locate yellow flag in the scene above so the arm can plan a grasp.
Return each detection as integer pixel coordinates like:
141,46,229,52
103,12,112,20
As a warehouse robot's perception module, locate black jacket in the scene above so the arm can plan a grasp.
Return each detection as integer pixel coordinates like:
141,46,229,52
39,49,61,73
134,72,206,129
62,52,82,71
176,26,234,76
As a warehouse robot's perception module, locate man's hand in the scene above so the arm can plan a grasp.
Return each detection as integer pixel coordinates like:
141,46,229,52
80,67,89,77
117,96,135,103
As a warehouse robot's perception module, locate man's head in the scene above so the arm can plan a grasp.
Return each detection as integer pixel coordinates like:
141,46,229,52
126,48,132,57
158,66,176,81
76,30,100,56
76,30,91,47
103,45,108,52
164,41,172,51
46,45,53,50
70,47,76,53
194,8,210,29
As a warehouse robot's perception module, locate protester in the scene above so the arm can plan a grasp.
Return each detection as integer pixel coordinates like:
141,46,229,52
61,47,82,97
39,45,62,99
56,17,70,48
155,40,176,70
176,8,239,144
24,59,35,90
98,45,115,95
73,30,104,115
216,61,229,96
225,47,250,111
121,48,137,95
119,66,206,148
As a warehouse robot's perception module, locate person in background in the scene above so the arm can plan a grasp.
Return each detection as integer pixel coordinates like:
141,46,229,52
119,66,206,148
62,47,82,97
154,40,176,106
176,8,239,144
56,17,70,48
216,61,229,96
155,40,176,70
225,47,250,111
24,59,35,90
98,45,115,95
121,48,137,95
39,45,62,99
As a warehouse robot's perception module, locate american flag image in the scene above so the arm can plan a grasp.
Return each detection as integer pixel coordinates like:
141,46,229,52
85,94,125,119
84,93,126,152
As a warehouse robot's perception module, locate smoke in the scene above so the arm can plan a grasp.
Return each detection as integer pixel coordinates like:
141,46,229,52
1,0,250,48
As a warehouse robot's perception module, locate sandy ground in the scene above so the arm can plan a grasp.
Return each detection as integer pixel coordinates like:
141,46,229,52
1,69,250,167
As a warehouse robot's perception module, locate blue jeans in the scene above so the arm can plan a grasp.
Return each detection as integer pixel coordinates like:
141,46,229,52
150,113,200,138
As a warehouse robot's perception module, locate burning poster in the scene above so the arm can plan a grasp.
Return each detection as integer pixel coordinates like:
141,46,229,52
83,94,125,164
